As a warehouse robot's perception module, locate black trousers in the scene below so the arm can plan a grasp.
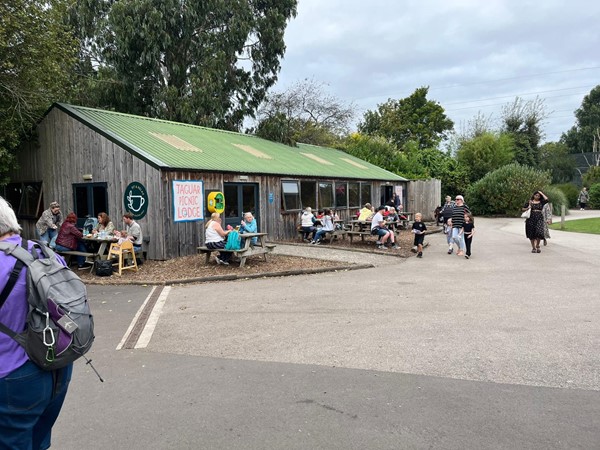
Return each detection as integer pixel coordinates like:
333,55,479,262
465,236,473,256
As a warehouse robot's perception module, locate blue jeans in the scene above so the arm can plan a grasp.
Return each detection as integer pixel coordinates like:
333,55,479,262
0,361,72,450
55,242,88,267
451,228,465,252
313,229,331,242
37,229,57,249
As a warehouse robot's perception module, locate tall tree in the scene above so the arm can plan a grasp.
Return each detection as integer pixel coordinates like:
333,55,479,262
456,132,515,183
358,87,454,150
254,78,355,146
561,85,600,154
500,97,547,167
537,142,575,183
0,0,78,183
73,0,297,130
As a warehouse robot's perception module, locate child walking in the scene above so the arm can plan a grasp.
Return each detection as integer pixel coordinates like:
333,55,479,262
462,213,475,259
411,212,427,258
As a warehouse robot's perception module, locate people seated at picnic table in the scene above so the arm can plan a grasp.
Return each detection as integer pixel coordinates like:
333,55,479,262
357,203,374,221
54,212,89,268
371,205,398,250
93,212,115,235
300,207,317,242
311,209,334,245
386,207,401,230
115,212,143,253
239,212,258,246
35,201,62,248
205,212,232,265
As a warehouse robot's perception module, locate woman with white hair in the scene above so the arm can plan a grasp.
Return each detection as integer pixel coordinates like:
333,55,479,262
239,212,258,246
0,196,72,449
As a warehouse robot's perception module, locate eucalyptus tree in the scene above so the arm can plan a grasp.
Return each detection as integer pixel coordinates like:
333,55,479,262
73,0,297,130
0,0,78,182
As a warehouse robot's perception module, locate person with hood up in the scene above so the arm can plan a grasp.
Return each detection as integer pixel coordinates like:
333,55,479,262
300,207,317,242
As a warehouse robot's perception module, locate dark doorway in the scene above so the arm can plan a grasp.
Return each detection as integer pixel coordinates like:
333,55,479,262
380,185,394,207
72,183,108,227
223,183,258,229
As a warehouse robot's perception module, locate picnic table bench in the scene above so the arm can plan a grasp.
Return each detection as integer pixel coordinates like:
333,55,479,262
298,227,347,244
55,250,98,272
198,232,275,268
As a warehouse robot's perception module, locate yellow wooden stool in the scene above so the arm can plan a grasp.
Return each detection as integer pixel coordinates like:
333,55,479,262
107,240,138,276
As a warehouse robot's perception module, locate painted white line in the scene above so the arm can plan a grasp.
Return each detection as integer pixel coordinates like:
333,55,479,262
116,286,156,350
135,286,171,349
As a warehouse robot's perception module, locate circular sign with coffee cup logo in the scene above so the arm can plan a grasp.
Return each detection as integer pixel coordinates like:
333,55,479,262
124,182,149,219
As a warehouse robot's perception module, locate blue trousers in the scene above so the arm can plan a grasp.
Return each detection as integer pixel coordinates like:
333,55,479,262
55,242,88,267
0,361,72,450
37,229,58,249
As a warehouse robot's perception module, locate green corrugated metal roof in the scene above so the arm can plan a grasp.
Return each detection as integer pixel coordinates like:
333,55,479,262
55,103,406,181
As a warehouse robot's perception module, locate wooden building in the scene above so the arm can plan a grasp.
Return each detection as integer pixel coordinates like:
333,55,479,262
5,103,408,260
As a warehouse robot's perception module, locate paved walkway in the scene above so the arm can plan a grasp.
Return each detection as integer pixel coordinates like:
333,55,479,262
53,210,600,449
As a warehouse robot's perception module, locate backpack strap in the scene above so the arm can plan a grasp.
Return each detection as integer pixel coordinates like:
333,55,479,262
0,240,28,339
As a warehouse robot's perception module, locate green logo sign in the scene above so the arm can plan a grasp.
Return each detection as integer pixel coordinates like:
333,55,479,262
124,182,148,220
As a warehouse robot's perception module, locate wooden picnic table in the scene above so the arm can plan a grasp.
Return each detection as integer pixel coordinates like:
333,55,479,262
346,219,402,242
82,235,119,260
198,232,276,268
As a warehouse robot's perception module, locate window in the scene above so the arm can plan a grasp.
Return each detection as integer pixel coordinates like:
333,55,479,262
318,182,333,208
73,183,108,227
348,182,360,207
282,181,300,210
360,183,372,206
300,181,316,210
335,182,348,207
3,182,43,219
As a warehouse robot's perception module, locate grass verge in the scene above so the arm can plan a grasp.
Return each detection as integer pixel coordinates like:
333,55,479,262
549,217,600,235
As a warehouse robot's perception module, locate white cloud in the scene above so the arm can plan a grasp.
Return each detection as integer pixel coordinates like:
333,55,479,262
275,0,600,142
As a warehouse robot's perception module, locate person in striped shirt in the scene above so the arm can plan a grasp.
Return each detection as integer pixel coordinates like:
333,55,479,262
450,195,470,257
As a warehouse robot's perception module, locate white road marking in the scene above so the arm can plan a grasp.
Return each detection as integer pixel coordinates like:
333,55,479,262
116,286,156,350
135,286,171,349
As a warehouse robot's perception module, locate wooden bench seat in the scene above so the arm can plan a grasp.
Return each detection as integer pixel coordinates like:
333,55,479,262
198,241,276,268
56,250,98,272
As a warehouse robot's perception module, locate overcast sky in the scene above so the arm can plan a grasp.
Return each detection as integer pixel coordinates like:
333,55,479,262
274,0,600,144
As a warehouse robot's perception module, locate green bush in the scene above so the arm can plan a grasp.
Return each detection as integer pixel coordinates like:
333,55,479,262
554,183,579,208
543,186,568,215
588,183,600,209
465,163,551,216
583,166,600,187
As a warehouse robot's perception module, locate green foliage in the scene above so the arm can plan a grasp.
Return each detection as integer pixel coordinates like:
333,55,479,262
501,97,546,167
554,183,579,208
340,133,413,176
73,0,298,130
543,186,568,215
538,142,575,183
582,166,600,187
561,85,600,154
456,132,514,182
549,217,600,234
0,0,79,182
588,183,600,209
358,87,454,150
465,163,551,216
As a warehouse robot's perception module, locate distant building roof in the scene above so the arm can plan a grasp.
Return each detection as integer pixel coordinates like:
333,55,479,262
54,103,407,181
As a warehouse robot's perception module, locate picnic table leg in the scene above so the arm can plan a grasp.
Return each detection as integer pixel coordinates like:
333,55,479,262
205,253,211,264
239,256,247,268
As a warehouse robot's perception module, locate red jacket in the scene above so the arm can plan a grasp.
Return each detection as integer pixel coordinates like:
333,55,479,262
56,221,83,250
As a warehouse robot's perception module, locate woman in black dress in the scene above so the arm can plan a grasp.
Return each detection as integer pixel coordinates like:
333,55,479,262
522,191,548,253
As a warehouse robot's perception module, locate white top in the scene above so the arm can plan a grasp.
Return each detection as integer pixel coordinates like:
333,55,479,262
321,215,334,231
205,222,223,243
371,212,384,230
301,212,315,227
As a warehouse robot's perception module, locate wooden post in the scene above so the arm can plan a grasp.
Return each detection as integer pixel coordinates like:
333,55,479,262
560,204,566,230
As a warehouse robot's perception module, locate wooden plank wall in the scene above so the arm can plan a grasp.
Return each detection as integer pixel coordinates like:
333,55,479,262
406,179,441,221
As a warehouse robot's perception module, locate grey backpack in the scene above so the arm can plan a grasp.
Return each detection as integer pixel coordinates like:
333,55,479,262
0,240,95,370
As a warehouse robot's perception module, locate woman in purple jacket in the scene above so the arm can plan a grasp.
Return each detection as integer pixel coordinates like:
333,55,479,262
0,196,72,450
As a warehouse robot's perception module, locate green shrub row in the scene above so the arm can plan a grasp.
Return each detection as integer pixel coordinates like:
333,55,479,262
553,183,579,208
465,163,552,216
589,183,600,209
